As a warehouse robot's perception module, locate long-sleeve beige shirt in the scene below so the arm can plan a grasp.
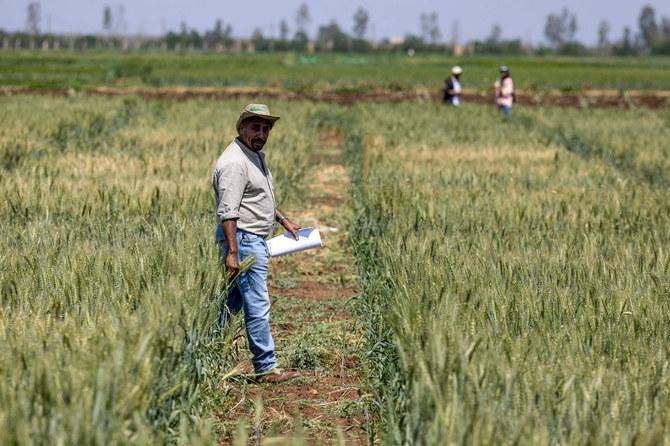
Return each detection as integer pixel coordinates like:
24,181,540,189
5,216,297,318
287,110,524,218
212,138,276,238
494,77,514,108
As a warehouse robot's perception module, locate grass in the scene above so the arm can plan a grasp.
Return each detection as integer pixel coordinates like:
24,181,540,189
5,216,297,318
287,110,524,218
2,50,670,92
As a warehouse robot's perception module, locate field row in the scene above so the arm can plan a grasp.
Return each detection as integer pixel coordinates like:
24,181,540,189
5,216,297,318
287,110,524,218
0,95,319,443
2,51,670,92
344,103,670,443
1,94,669,443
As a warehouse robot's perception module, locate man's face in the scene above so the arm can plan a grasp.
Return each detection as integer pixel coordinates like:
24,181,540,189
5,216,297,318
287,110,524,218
239,117,272,151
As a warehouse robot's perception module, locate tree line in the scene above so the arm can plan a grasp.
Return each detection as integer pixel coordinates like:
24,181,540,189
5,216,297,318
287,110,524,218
4,2,670,55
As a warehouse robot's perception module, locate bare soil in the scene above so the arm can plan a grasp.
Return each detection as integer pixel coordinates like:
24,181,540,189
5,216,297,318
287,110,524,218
3,86,669,109
215,130,368,445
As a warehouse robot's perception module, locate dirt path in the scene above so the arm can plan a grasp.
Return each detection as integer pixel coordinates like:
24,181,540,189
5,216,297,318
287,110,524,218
216,130,368,445
4,86,669,109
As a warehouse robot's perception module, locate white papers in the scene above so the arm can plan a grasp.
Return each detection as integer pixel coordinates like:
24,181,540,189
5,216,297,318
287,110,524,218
266,227,322,257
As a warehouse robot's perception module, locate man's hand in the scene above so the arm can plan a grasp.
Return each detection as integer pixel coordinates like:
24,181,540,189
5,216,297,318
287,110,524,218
225,252,240,279
282,218,301,240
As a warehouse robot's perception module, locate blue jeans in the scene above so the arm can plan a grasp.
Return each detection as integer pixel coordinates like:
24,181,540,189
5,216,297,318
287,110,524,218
499,105,511,117
217,226,277,374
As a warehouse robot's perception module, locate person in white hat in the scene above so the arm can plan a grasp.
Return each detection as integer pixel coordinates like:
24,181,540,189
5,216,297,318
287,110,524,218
443,65,463,106
212,103,303,383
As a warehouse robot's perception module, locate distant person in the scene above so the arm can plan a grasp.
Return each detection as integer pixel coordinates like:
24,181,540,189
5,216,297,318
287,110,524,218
493,65,514,117
443,65,463,106
212,104,303,384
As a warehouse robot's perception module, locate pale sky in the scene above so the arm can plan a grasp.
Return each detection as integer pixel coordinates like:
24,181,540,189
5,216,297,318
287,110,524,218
1,0,668,46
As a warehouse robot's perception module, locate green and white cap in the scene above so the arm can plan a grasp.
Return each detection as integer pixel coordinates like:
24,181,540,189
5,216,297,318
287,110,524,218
236,103,280,131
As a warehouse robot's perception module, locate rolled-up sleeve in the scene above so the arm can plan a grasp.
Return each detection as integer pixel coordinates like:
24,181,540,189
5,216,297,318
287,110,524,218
215,162,246,222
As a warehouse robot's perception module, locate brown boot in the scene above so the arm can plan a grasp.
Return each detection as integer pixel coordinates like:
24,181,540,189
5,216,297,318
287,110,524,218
256,369,303,384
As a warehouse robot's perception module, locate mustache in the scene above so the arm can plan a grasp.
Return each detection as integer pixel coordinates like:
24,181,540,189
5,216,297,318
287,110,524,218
251,137,266,144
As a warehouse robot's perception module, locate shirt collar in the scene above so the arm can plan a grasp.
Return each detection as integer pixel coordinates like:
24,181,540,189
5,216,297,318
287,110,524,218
234,137,267,172
235,137,264,156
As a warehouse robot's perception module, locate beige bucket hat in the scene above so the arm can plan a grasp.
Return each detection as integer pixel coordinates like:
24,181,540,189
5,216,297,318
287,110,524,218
236,104,280,131
452,65,463,75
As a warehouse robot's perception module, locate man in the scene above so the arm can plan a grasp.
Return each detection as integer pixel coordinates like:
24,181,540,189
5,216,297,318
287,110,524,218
443,65,463,106
212,103,303,384
493,65,514,117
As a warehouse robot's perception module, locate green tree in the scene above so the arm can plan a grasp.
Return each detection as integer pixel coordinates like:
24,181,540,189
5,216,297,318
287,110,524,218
662,17,670,41
544,13,563,46
317,20,341,43
353,8,369,39
317,20,351,51
487,24,502,44
251,28,270,51
475,25,523,55
651,16,670,54
597,20,610,47
544,8,577,47
26,2,41,35
103,5,112,34
279,19,289,41
188,29,202,48
402,34,425,52
638,5,659,49
204,19,233,48
597,20,611,54
568,14,577,41
292,30,308,51
295,3,310,36
420,12,441,43
613,26,634,56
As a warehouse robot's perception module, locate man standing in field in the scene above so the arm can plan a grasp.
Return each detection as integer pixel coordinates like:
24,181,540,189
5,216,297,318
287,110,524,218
443,65,463,106
493,65,515,117
212,103,303,383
